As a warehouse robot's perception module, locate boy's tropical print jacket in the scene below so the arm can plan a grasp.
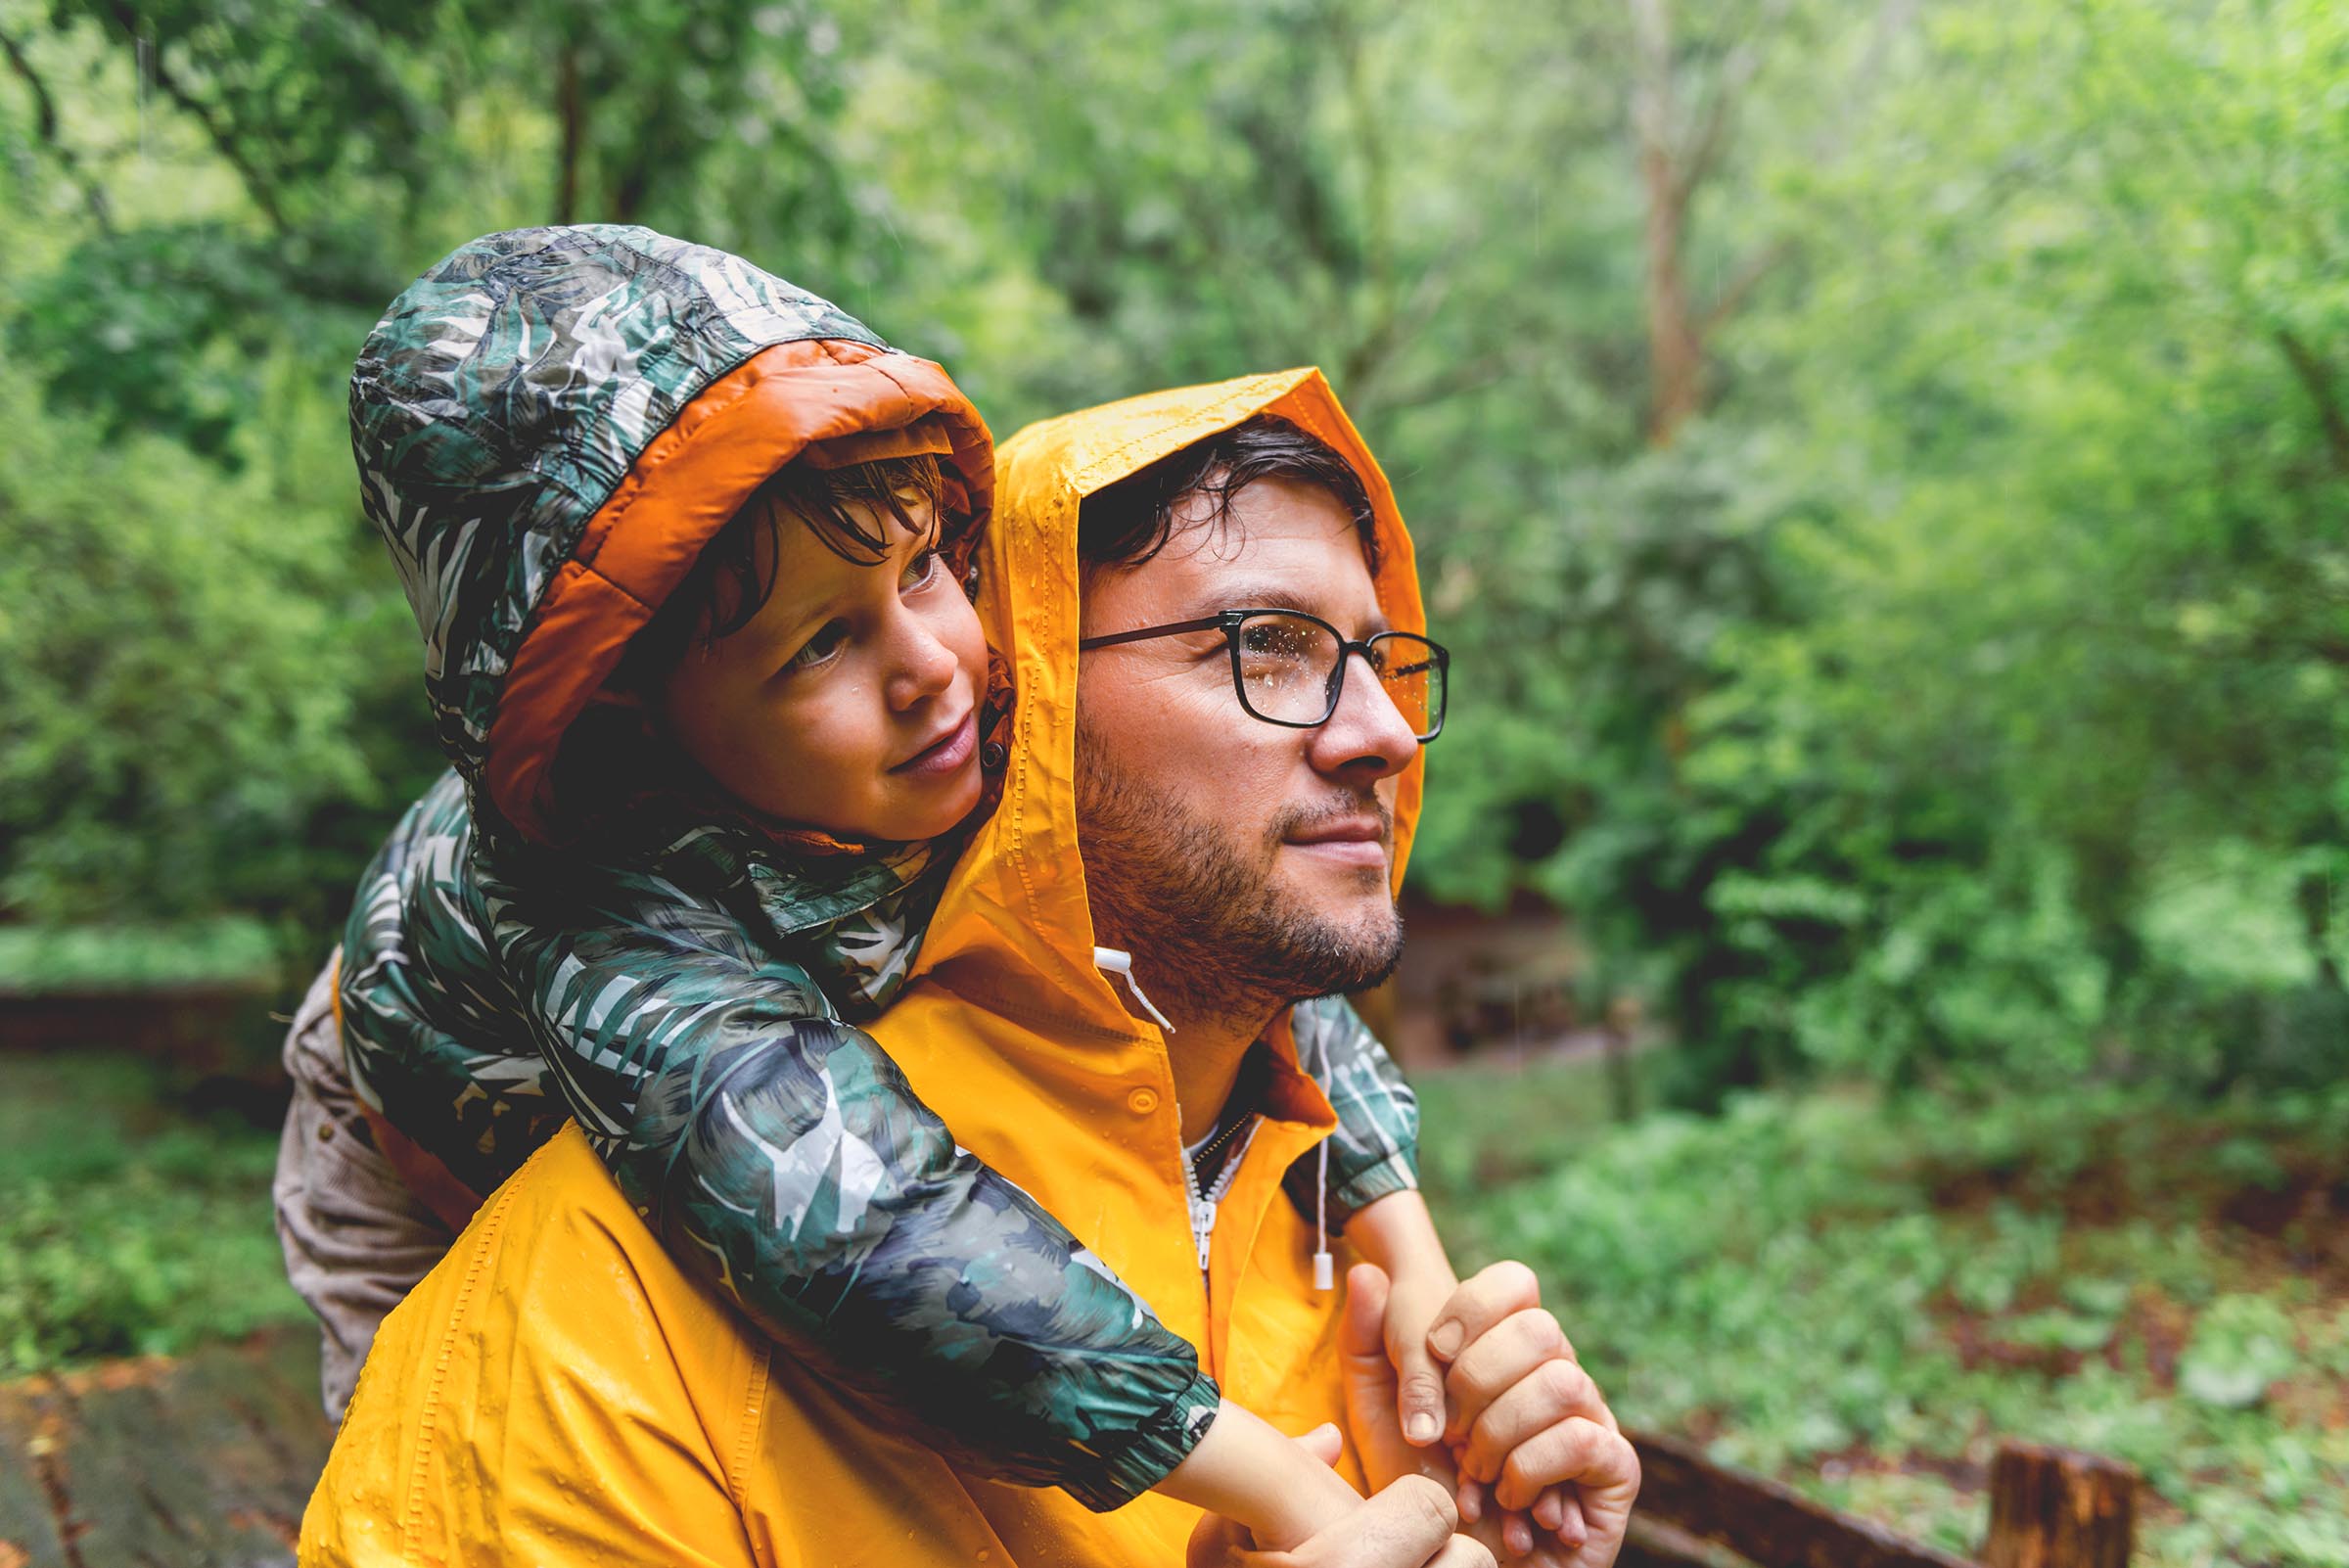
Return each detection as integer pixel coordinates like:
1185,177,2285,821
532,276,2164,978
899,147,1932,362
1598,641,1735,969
336,226,1421,1511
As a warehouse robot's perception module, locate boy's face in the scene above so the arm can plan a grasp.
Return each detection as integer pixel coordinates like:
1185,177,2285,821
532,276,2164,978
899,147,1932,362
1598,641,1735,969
661,498,988,844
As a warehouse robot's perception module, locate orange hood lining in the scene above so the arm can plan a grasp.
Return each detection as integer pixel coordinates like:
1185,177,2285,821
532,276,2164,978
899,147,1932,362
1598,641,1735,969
483,340,993,843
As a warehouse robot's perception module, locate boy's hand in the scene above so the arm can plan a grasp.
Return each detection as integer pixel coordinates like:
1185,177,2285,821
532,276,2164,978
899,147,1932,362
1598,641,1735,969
1383,1261,1460,1448
1339,1192,1460,1451
1185,1424,1497,1568
1426,1263,1639,1568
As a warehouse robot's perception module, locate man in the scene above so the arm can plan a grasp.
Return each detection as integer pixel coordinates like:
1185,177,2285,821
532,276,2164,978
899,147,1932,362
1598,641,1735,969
300,370,1636,1567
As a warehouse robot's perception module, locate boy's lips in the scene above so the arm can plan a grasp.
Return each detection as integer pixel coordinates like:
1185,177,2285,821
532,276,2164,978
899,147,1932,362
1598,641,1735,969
892,709,978,778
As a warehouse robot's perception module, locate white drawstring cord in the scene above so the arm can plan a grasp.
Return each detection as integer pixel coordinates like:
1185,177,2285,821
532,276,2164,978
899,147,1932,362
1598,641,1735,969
1313,1025,1334,1291
1313,1137,1334,1291
1093,946,1176,1033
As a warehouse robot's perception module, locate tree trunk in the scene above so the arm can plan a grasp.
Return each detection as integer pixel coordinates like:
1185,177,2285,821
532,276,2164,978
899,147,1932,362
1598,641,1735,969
1983,1441,2137,1568
1628,0,1704,445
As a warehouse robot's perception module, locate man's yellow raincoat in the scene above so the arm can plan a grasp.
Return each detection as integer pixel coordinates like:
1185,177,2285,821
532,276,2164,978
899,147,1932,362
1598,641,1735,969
299,367,1428,1567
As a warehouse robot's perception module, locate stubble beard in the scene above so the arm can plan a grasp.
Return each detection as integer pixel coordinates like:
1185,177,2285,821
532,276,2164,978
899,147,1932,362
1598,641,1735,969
1076,737,1405,1033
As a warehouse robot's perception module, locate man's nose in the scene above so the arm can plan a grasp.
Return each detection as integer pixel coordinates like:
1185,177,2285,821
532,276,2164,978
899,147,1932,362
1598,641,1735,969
1309,650,1420,780
883,607,960,710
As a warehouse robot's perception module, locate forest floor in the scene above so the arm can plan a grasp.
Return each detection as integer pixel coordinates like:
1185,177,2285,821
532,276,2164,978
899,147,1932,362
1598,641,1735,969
1418,1059,2349,1568
5,1047,2345,1566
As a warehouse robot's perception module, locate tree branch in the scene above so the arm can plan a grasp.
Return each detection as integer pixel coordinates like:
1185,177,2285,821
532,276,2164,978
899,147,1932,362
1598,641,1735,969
1699,238,1790,334
0,23,115,232
2275,328,2349,474
101,4,289,233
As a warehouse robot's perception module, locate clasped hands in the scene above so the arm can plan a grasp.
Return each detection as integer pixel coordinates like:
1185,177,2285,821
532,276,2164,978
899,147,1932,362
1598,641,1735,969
1189,1262,1639,1568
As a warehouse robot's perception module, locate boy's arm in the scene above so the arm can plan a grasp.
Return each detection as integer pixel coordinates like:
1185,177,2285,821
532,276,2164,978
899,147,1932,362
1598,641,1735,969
489,890,1218,1513
1284,994,1422,1227
1281,995,1459,1449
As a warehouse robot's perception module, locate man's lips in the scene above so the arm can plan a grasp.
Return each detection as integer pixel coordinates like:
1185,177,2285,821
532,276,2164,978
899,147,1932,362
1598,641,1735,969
1283,815,1390,866
892,710,978,777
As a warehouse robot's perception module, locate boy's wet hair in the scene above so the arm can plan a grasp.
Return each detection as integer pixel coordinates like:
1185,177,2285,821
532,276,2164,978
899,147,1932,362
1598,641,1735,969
548,452,945,842
1077,414,1380,579
638,452,947,670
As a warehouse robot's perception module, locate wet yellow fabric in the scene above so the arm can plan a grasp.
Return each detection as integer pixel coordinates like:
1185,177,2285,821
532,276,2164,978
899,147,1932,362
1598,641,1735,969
299,367,1427,1567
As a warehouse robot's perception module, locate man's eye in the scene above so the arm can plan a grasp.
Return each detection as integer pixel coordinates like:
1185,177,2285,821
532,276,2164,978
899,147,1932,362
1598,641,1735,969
785,621,849,671
900,547,943,593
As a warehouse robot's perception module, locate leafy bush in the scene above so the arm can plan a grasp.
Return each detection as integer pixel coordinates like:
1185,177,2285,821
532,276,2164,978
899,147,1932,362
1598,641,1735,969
0,1055,306,1375
1425,1060,2349,1567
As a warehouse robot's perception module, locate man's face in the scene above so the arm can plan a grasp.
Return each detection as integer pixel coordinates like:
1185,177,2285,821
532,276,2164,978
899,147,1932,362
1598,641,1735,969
1076,477,1422,1018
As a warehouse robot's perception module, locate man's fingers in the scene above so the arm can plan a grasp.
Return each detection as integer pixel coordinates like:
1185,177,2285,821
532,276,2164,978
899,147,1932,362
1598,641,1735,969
1184,1508,1255,1568
1444,1308,1575,1444
1425,1261,1543,1362
1492,1417,1641,1519
1325,1474,1461,1567
1428,1532,1501,1568
1458,1358,1612,1482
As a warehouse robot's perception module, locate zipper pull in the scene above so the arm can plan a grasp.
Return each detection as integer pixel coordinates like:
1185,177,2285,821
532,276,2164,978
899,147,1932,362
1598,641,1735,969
1190,1194,1217,1272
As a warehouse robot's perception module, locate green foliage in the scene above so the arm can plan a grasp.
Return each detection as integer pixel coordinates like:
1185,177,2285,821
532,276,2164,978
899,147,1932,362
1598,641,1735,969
0,1053,305,1374
1426,1058,2349,1567
0,918,276,992
0,0,2341,1095
0,368,436,931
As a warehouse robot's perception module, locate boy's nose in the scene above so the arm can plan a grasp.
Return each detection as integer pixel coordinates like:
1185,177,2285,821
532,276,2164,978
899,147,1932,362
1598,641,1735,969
886,614,960,710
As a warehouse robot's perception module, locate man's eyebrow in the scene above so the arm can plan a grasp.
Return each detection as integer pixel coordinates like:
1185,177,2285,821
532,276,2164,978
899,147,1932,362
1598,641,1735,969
1199,582,1391,635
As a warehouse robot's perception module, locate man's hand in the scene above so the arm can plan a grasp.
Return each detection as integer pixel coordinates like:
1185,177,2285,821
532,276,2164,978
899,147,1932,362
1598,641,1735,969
1186,1425,1497,1568
1425,1263,1639,1568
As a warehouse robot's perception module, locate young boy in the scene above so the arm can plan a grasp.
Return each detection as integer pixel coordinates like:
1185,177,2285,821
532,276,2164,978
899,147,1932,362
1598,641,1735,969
280,225,1461,1549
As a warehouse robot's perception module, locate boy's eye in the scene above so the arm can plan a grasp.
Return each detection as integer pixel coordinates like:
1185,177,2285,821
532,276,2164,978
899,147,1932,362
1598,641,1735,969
899,547,943,593
785,620,849,671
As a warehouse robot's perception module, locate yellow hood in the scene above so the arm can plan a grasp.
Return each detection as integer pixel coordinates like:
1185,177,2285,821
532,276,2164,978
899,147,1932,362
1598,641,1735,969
915,367,1427,1036
298,370,1426,1568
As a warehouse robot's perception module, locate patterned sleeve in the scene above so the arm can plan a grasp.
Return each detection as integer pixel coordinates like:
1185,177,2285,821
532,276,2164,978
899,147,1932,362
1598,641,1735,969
487,888,1221,1512
1283,994,1423,1228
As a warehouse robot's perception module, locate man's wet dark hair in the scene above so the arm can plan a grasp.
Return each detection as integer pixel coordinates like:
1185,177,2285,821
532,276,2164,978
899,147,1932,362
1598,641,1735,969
1078,414,1380,578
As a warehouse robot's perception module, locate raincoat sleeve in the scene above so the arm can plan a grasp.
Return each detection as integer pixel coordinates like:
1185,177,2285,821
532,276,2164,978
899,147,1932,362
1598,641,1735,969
1283,994,1423,1227
488,897,1223,1512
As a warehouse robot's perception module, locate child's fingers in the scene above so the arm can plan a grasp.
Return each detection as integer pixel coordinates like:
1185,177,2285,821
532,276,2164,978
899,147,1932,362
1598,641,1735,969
1456,1475,1484,1524
1425,1261,1543,1363
1552,1490,1588,1550
1387,1307,1449,1447
1292,1421,1345,1468
1502,1510,1534,1557
1532,1486,1564,1533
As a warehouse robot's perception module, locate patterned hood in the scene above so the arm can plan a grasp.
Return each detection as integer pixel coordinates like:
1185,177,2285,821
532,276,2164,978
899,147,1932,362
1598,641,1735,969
351,225,992,844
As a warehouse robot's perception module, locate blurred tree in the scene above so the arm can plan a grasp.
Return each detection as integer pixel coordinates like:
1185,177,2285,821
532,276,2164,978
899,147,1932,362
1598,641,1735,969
0,0,2338,1099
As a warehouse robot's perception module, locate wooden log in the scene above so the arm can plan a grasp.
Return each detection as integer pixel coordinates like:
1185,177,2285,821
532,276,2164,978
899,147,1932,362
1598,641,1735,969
1621,1514,1760,1568
0,1382,74,1568
1982,1441,2136,1568
0,1331,331,1568
1628,1428,1981,1568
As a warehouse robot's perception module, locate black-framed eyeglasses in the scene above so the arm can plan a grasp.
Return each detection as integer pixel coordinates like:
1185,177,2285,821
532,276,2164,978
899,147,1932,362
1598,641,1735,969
1079,609,1449,742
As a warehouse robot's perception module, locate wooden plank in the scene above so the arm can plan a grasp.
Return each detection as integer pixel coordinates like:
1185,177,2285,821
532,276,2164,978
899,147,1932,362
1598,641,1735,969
1622,1515,1762,1568
36,1360,289,1568
0,1382,74,1568
1982,1441,2135,1568
1629,1428,1982,1568
158,1334,332,1542
0,1334,329,1568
